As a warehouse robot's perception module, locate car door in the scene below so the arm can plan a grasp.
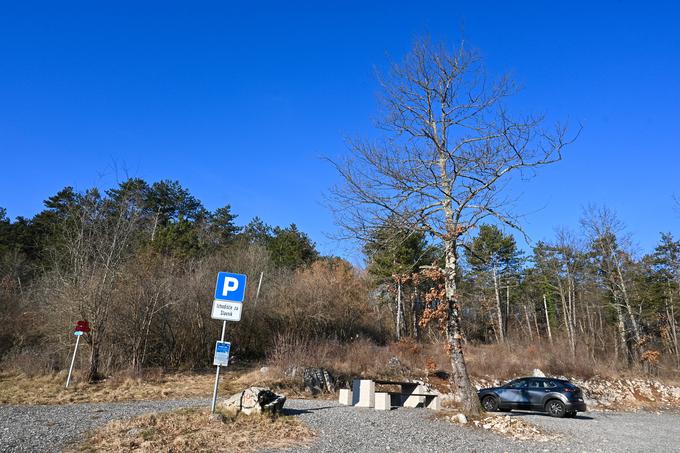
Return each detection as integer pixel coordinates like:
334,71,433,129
526,379,549,409
500,379,529,408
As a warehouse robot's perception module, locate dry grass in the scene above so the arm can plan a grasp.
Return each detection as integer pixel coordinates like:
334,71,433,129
0,370,243,405
66,408,314,453
4,336,677,406
265,334,680,387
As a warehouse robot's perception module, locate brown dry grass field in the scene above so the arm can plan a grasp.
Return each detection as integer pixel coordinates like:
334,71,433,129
0,371,235,405
0,366,312,405
64,408,314,453
2,340,678,406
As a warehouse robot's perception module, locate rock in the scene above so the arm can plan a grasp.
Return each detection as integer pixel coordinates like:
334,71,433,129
532,368,546,377
472,413,559,442
285,366,301,378
388,356,402,368
455,413,467,424
125,428,142,438
209,413,227,423
260,366,270,374
303,367,336,395
219,387,287,416
387,356,411,375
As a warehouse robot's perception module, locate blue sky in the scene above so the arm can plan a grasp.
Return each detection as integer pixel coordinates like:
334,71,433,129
1,1,679,262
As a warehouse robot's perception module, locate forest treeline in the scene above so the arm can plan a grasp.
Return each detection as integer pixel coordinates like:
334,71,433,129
1,178,679,381
0,179,385,381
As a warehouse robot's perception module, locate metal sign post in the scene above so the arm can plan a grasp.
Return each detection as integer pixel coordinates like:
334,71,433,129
210,272,247,414
65,333,81,388
66,320,90,388
210,320,227,413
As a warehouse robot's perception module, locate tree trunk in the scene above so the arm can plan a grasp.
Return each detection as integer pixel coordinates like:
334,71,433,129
615,263,641,356
524,304,533,341
667,294,679,365
505,285,511,338
396,280,403,340
558,281,575,356
444,240,480,416
87,336,102,382
412,288,420,340
533,307,541,339
492,266,504,344
543,294,553,344
612,299,630,365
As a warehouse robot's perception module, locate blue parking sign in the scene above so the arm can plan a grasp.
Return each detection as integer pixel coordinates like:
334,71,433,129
214,272,247,303
213,341,231,366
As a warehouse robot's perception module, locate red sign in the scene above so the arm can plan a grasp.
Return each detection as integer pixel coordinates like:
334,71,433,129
75,320,90,333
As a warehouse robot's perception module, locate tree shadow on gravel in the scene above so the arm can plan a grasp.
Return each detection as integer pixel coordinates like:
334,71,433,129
507,411,594,420
283,406,335,416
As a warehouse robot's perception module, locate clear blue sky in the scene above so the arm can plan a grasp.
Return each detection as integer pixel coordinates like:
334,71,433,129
1,1,679,262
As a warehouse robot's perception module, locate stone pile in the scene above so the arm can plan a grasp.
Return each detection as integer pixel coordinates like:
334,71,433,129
303,367,336,395
451,413,558,442
571,377,680,410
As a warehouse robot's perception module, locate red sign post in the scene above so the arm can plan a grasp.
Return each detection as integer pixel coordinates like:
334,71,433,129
66,320,90,388
75,320,90,333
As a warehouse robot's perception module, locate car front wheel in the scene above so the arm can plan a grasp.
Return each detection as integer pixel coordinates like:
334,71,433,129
482,396,499,412
546,399,566,418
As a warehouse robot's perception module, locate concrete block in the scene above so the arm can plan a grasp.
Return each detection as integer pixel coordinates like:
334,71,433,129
338,389,352,405
375,392,390,411
426,396,441,411
353,379,375,408
403,384,426,408
351,379,361,405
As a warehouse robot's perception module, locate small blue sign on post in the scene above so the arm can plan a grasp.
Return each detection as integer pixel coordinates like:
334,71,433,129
214,272,247,303
213,341,231,366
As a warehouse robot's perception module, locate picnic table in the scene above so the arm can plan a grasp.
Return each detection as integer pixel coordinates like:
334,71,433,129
340,378,441,411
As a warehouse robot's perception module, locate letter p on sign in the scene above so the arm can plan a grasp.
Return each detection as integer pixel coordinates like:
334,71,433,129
214,272,247,303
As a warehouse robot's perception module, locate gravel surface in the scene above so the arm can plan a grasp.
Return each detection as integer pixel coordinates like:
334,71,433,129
269,400,680,453
268,400,538,453
0,399,206,452
2,398,680,452
507,409,680,453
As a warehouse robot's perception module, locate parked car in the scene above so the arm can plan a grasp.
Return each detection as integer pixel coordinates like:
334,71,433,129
477,377,586,418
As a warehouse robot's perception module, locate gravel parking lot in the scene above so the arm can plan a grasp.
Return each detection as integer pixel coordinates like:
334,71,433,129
0,399,205,452
1,399,679,452
273,400,680,453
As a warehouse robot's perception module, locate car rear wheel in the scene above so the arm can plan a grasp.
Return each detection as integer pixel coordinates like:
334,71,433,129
545,399,566,418
482,396,499,412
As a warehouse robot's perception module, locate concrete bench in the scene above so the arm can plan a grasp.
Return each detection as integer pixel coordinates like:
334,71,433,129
387,391,440,410
350,378,441,411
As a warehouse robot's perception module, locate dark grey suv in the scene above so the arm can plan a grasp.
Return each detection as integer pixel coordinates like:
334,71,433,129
478,377,586,418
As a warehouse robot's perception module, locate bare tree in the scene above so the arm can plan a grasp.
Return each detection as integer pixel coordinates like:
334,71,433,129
581,205,641,365
49,188,143,381
330,39,574,415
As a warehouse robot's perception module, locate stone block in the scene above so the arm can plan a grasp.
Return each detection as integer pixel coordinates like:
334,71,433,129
375,392,390,411
427,395,441,411
338,389,352,405
352,379,375,408
403,384,426,408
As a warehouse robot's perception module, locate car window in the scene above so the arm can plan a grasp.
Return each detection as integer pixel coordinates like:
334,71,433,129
528,380,543,388
506,379,528,389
